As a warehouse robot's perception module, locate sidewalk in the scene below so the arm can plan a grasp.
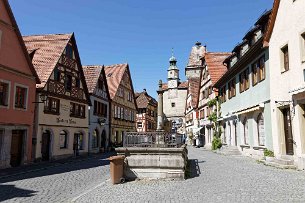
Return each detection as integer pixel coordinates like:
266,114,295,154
0,151,115,180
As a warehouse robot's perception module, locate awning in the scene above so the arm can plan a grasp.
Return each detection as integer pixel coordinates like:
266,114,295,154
235,105,261,115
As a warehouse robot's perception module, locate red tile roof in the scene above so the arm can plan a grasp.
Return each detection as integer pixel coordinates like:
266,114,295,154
83,65,103,94
161,81,188,91
104,63,128,99
204,52,231,86
2,0,40,83
135,91,157,109
188,77,201,108
23,33,72,88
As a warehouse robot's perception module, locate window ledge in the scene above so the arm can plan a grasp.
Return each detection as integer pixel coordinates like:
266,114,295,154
253,146,266,150
240,144,250,149
281,69,289,74
44,111,60,115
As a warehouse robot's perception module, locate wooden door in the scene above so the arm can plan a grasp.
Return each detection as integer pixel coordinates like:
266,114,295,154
41,131,50,161
283,108,294,155
10,130,23,167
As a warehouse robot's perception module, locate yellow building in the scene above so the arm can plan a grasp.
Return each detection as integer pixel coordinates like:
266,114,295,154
105,64,137,146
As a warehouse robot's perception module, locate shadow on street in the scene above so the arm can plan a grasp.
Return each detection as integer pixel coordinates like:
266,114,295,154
187,159,203,179
0,184,37,202
0,152,114,184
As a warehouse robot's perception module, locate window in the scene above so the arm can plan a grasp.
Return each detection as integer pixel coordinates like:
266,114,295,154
117,87,124,97
239,68,250,93
114,106,118,118
66,44,74,59
44,97,60,114
92,130,98,148
243,118,249,145
171,102,175,107
0,81,9,106
282,45,289,72
252,55,265,85
220,86,226,103
15,86,27,109
59,130,68,149
54,68,61,82
228,79,236,99
93,100,107,117
127,92,133,101
301,33,305,62
70,102,85,118
75,78,80,88
259,57,265,81
257,113,265,146
65,74,72,91
137,122,142,128
200,109,205,119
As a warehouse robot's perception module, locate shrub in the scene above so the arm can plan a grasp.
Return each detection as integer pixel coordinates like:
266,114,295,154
264,149,274,157
212,137,222,150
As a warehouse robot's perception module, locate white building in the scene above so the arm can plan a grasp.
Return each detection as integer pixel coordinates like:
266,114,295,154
264,0,305,169
83,65,110,153
160,55,188,134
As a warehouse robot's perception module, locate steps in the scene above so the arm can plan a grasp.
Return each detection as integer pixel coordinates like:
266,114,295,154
263,156,296,170
217,146,241,156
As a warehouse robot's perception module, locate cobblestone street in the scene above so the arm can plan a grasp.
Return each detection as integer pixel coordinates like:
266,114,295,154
1,148,305,202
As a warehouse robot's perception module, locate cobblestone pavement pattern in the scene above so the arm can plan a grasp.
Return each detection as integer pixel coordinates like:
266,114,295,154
1,148,305,202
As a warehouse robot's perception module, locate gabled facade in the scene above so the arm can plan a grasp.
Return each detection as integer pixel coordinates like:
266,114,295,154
83,65,110,153
214,11,272,158
198,52,230,148
105,64,137,146
23,33,91,161
264,0,305,169
185,77,201,145
135,89,158,132
185,42,206,79
0,0,40,168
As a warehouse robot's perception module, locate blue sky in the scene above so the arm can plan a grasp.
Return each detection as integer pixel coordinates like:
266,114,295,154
10,0,273,98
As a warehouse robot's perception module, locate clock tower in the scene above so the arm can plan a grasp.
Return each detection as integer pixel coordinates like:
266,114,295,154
167,52,180,89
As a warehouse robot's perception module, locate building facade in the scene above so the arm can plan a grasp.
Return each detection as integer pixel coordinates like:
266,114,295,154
23,33,91,161
135,89,158,132
215,11,273,159
185,42,206,79
264,0,305,169
160,55,188,134
83,65,110,153
105,64,137,146
198,52,230,149
0,0,40,168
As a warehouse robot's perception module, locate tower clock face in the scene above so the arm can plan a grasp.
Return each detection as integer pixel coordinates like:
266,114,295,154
168,80,177,88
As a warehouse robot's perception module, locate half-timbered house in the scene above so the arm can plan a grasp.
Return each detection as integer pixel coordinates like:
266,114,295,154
135,89,158,132
104,64,137,147
83,65,110,153
23,33,91,160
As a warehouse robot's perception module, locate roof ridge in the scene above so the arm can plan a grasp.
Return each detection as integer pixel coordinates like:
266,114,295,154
23,33,72,37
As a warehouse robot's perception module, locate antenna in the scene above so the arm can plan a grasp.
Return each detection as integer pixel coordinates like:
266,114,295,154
171,47,174,57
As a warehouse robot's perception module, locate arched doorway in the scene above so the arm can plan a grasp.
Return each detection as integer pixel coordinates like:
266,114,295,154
41,130,51,161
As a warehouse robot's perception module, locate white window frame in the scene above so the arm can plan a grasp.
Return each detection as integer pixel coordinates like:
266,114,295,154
0,79,11,109
300,31,305,63
13,83,29,111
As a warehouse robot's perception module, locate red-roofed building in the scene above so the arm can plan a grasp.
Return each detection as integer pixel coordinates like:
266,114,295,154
198,52,231,148
83,65,110,153
135,89,157,132
0,0,40,168
104,64,137,146
23,33,91,161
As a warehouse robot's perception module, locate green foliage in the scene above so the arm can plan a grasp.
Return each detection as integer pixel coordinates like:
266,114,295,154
212,137,222,150
264,149,274,157
207,99,217,108
208,112,217,122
